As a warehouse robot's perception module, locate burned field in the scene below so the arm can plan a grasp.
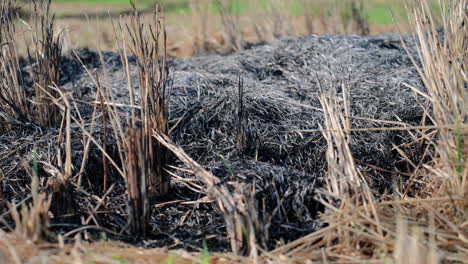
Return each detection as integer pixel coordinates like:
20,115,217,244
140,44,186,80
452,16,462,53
0,31,429,252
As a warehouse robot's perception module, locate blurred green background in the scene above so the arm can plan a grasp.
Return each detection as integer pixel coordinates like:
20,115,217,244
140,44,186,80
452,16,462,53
16,0,439,57
47,0,409,25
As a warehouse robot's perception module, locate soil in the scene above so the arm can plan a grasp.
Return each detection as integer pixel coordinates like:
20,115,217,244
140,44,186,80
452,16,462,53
0,33,426,251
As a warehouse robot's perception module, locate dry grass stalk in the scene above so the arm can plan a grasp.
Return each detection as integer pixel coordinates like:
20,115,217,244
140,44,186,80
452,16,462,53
124,2,170,199
395,1,467,259
0,0,30,131
104,2,171,235
94,70,109,194
27,0,63,127
319,87,373,203
53,85,73,180
215,0,243,52
318,87,384,250
236,75,248,152
39,84,76,218
124,127,150,234
190,0,211,55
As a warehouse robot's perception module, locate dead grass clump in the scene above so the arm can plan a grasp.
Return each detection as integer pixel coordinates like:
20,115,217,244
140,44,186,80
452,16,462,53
317,87,385,259
1,0,63,130
398,0,467,257
107,3,171,235
1,0,72,240
268,0,467,262
0,0,30,132
26,0,63,127
405,0,467,195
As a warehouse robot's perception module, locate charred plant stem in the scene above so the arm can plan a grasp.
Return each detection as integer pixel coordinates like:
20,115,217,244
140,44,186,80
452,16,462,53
94,70,109,195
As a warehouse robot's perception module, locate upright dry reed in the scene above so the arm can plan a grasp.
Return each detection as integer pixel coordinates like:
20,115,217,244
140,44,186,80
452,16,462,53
108,3,171,235
0,0,30,131
406,0,467,195
27,0,63,127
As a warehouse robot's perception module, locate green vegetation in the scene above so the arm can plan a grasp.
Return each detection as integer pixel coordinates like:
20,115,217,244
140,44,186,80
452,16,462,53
201,240,210,264
53,0,190,12
51,0,404,25
220,155,237,179
53,0,152,5
113,255,128,264
165,254,174,264
367,6,393,24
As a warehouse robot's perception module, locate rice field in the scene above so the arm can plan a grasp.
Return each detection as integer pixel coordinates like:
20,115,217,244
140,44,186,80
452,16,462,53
1,0,466,263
